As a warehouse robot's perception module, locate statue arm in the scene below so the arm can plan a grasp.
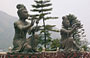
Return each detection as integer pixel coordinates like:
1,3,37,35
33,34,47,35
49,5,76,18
61,27,76,34
14,22,33,30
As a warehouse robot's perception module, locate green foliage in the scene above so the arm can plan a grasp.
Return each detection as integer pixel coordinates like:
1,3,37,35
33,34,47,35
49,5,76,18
31,0,58,22
81,45,88,51
35,0,50,4
32,4,52,8
38,47,43,52
51,39,60,49
31,0,59,49
37,34,52,51
44,17,58,20
31,8,52,12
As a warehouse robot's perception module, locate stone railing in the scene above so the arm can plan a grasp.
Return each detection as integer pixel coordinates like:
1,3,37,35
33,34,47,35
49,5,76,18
0,51,90,58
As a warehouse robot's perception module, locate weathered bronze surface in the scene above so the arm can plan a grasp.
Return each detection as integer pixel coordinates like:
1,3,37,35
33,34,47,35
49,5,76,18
60,16,80,51
12,4,34,53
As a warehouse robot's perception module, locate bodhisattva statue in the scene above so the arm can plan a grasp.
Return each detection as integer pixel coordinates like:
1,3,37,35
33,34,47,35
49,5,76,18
12,4,34,53
60,16,80,51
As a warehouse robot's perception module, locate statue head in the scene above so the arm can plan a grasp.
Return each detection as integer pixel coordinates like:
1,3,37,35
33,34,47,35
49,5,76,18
62,16,70,28
17,4,28,20
16,4,26,10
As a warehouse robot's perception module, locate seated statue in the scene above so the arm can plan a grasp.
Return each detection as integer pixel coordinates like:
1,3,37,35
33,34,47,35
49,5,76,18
12,4,34,53
60,16,80,51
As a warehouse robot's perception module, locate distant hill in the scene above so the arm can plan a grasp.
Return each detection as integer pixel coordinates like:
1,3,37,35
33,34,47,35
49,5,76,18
0,11,17,51
0,11,60,51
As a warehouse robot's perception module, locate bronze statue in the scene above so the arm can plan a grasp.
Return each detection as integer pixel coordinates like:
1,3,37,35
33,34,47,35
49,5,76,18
60,16,80,51
12,4,34,53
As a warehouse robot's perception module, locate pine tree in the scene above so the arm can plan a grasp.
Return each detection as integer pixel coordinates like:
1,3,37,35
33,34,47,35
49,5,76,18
30,0,59,49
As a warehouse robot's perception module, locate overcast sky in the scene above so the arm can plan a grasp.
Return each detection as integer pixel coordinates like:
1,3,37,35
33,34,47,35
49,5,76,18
0,0,90,42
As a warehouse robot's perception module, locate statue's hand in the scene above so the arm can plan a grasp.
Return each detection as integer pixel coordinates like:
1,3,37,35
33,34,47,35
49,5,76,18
31,20,34,26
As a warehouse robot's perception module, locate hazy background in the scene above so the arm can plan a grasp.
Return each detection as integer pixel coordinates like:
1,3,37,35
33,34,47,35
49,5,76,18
0,0,90,50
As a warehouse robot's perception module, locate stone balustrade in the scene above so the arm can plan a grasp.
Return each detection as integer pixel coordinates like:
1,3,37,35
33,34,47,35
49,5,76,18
0,51,90,58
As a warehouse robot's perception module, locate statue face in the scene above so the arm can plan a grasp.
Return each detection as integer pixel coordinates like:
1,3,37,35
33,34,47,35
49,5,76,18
63,17,70,27
20,9,28,20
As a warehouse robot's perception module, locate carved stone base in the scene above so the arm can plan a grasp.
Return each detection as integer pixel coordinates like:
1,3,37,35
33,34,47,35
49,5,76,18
0,51,90,58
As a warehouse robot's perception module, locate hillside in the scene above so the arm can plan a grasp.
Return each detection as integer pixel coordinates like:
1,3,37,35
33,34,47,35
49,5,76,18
0,11,17,51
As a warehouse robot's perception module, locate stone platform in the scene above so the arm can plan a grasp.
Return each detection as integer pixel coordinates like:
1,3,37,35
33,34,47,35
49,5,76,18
0,51,90,58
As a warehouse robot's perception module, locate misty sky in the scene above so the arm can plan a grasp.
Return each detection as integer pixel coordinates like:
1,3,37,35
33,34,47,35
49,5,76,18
0,0,90,42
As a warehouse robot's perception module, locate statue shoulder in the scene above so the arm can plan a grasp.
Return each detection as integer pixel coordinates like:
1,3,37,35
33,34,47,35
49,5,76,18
14,20,22,26
14,20,22,24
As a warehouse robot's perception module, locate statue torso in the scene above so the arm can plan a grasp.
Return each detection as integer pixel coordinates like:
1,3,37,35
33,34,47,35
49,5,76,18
60,28,72,41
14,20,29,40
